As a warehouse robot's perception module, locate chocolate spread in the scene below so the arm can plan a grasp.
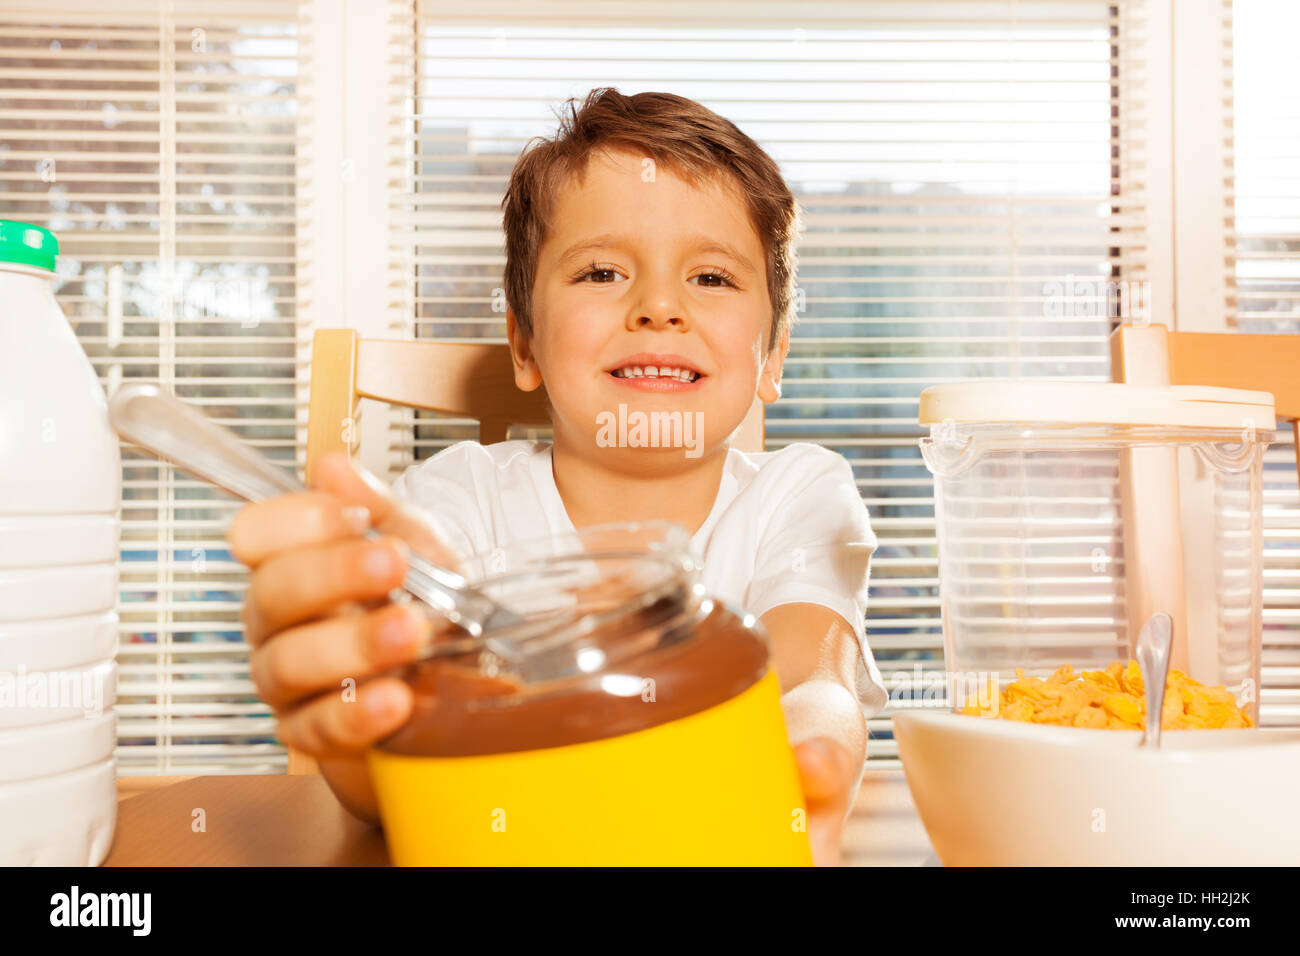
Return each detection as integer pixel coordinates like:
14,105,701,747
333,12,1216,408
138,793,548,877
377,599,769,757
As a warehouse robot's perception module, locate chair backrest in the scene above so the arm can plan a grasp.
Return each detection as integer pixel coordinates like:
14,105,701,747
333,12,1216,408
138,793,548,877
1110,321,1300,472
1110,321,1300,417
1108,321,1295,682
289,328,765,773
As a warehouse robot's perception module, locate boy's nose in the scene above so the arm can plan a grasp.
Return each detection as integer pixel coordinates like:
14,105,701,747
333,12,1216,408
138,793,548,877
627,300,687,331
629,312,686,330
627,274,689,330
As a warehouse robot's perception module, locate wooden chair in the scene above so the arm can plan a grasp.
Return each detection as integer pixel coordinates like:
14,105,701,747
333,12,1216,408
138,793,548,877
1109,321,1296,679
1109,321,1300,443
289,328,766,773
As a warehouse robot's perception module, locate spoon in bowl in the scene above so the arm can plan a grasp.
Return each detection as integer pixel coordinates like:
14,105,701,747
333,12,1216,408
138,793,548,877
1135,612,1173,748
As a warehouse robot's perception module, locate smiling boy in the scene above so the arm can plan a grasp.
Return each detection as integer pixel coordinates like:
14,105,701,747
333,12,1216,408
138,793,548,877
230,89,886,865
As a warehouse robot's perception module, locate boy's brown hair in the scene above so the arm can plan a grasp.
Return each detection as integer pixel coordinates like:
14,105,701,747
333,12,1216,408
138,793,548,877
501,88,799,354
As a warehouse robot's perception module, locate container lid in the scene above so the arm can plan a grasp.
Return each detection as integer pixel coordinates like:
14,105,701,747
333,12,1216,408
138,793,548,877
918,381,1276,431
0,219,58,273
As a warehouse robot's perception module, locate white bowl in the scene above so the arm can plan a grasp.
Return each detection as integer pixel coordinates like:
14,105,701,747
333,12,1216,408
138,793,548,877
893,709,1300,865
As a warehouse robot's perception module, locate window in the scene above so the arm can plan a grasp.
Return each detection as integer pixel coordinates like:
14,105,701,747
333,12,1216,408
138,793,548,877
0,0,304,773
1232,0,1300,727
5,0,1292,775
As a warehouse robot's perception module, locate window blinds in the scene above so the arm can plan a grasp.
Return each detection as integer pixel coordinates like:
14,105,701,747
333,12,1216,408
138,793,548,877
0,0,304,773
1230,0,1300,727
24,0,1279,772
390,0,1146,767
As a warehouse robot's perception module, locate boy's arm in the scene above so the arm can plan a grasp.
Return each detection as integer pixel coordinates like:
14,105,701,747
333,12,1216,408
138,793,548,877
761,601,869,865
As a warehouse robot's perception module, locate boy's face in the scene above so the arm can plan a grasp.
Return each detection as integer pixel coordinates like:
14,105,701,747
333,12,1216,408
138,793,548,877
508,146,787,466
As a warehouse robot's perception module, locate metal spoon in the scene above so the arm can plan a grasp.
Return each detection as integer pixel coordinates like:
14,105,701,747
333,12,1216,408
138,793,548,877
106,382,526,651
1135,612,1173,748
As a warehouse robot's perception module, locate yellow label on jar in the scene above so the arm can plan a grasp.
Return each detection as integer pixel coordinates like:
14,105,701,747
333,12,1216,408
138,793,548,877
368,670,813,866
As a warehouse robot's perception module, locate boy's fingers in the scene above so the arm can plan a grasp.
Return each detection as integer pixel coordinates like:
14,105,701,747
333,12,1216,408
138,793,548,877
794,739,854,867
228,491,372,569
276,676,414,759
310,450,461,570
251,603,442,708
809,825,844,868
243,535,410,645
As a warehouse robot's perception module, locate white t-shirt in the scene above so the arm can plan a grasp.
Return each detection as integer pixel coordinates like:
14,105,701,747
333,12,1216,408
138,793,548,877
391,440,888,717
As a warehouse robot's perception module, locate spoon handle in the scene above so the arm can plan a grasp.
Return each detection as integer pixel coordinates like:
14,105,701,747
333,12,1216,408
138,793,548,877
1136,612,1173,748
109,382,302,502
106,382,504,639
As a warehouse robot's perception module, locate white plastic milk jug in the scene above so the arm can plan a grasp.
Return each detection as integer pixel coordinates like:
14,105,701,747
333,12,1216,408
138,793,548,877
0,220,119,865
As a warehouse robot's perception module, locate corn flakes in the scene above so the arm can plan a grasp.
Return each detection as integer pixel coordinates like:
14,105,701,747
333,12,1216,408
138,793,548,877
960,661,1253,730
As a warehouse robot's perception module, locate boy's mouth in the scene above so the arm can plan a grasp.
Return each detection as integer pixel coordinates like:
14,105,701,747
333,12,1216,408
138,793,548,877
605,353,706,391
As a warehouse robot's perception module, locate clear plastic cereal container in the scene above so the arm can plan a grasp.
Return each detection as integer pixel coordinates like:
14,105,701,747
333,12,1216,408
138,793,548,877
918,381,1274,725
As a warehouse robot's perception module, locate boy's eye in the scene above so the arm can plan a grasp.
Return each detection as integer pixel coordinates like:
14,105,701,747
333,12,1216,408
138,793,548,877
575,263,625,284
691,270,737,289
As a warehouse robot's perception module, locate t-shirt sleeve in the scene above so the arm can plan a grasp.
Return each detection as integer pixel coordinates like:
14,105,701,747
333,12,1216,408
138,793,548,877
744,445,888,719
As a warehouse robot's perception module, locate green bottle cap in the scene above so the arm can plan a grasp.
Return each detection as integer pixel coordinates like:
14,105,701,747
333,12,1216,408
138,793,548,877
0,220,59,272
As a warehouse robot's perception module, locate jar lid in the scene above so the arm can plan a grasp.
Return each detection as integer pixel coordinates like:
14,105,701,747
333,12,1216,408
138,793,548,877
0,220,58,273
918,381,1276,431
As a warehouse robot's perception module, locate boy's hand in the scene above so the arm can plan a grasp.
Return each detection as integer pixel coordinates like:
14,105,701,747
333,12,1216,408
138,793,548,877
229,450,459,762
793,736,859,867
764,605,869,867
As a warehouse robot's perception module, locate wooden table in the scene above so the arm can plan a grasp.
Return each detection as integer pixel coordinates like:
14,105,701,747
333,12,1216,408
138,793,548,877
105,770,935,866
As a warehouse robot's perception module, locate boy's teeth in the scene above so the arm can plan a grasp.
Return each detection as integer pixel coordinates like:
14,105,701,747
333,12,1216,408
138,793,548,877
613,365,699,382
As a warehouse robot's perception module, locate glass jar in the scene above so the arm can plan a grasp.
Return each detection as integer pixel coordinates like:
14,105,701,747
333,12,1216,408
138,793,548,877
919,381,1274,726
367,521,812,865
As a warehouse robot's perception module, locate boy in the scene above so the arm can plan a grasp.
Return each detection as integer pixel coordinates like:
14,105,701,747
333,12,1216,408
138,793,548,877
230,89,887,866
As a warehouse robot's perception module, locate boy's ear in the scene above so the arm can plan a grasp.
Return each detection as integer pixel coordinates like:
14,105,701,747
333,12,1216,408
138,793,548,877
756,325,790,405
506,307,543,392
